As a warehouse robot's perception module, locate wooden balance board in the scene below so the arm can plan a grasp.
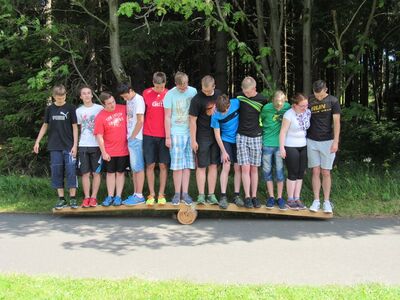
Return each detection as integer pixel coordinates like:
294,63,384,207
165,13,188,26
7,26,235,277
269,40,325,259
52,203,333,225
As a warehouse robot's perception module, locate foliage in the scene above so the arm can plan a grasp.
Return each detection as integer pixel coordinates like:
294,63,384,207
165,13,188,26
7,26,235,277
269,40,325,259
340,103,400,164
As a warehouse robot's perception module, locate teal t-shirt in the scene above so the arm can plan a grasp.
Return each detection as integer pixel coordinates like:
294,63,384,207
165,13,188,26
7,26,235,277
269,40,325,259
261,102,291,147
164,86,197,136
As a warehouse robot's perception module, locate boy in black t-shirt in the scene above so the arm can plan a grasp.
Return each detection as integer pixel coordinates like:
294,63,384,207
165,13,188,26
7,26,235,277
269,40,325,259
307,80,341,214
33,85,78,209
189,75,222,205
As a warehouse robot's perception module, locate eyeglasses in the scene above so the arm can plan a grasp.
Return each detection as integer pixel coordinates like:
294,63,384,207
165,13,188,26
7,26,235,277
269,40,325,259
296,104,308,108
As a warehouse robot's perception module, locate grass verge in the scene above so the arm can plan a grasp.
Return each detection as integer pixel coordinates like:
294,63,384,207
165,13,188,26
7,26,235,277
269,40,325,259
0,164,399,216
0,274,399,300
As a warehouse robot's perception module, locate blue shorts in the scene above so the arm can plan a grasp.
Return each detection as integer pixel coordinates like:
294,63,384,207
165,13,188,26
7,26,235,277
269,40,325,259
170,135,195,170
128,138,145,172
50,150,77,189
262,146,285,182
222,141,238,163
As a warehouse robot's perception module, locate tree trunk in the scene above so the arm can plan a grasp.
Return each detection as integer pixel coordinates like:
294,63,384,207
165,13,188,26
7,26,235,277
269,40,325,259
302,0,312,95
267,0,282,88
108,0,129,84
255,0,269,79
215,29,228,94
361,51,369,106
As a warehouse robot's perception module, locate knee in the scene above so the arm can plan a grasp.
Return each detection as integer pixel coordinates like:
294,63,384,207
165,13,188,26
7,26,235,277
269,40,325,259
146,163,155,171
312,167,321,176
321,169,331,177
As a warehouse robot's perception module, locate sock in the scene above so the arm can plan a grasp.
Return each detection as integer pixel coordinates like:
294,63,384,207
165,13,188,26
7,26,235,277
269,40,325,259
314,199,320,202
324,199,330,202
234,192,240,196
294,197,300,201
288,197,294,201
59,196,65,201
136,193,143,198
221,193,226,197
70,196,76,200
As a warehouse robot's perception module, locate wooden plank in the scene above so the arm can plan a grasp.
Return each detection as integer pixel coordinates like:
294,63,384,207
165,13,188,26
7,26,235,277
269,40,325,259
52,203,332,219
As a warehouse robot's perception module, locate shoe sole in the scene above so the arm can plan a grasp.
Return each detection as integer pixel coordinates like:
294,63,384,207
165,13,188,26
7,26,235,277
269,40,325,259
123,202,145,206
172,202,180,206
278,207,288,211
184,202,193,206
323,210,333,214
55,206,66,210
309,208,319,212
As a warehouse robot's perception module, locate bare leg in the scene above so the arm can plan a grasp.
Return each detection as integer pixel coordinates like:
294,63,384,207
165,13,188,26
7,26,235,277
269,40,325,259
250,165,258,198
286,179,296,199
312,167,321,200
321,169,332,200
106,172,116,197
146,163,156,196
115,172,125,197
81,173,91,198
182,168,191,194
220,162,231,194
159,163,168,196
135,170,145,194
241,164,251,198
196,167,206,195
207,164,218,194
266,181,274,198
69,188,76,197
294,179,303,199
91,173,101,199
233,163,241,193
57,188,64,197
173,170,183,194
277,181,284,199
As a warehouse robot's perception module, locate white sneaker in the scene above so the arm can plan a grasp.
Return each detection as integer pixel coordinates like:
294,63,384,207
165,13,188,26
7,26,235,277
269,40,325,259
323,201,333,214
309,200,320,212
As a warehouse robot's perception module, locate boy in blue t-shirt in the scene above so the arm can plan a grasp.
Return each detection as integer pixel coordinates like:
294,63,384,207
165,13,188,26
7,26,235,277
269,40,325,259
211,94,244,209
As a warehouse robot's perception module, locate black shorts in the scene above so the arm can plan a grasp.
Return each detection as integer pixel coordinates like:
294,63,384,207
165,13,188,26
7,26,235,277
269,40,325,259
143,135,170,165
78,147,102,174
222,141,238,163
103,155,129,173
196,139,220,168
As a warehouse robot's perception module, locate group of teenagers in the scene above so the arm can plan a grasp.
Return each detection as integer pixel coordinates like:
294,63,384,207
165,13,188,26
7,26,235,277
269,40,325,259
33,72,341,214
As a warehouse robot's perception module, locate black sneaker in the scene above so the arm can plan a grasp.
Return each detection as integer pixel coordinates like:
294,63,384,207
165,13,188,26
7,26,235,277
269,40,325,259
252,197,261,208
232,195,244,207
70,198,79,209
218,195,229,209
55,199,67,210
244,197,253,208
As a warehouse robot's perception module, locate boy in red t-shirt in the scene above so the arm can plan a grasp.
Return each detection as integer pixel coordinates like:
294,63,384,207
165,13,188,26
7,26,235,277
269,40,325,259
93,92,129,206
142,72,170,205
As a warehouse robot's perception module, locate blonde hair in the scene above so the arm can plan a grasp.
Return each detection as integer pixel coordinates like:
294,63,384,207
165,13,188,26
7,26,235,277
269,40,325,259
241,76,256,90
273,90,287,107
174,71,188,85
201,75,215,88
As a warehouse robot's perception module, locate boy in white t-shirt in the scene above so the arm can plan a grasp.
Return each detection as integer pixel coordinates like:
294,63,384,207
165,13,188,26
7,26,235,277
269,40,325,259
76,86,104,207
117,83,146,205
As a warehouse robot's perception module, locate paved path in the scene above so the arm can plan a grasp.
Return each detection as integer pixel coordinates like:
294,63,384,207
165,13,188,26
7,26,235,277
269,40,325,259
0,213,399,285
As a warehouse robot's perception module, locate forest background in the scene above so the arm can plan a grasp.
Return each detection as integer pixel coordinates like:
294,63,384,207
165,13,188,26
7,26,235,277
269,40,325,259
0,0,400,176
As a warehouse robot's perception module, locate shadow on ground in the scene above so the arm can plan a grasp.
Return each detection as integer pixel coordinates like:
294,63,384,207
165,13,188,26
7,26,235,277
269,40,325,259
0,212,399,256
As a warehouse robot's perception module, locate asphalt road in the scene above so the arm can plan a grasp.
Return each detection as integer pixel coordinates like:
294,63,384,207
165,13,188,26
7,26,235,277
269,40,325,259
0,213,399,285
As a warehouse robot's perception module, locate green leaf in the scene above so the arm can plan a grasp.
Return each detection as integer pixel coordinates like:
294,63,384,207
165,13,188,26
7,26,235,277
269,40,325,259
118,2,142,17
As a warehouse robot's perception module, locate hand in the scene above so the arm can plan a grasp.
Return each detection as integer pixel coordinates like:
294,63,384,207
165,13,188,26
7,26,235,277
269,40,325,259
191,140,198,153
165,137,171,148
70,146,78,158
331,141,339,153
102,152,111,162
221,151,230,164
33,143,39,154
280,147,286,159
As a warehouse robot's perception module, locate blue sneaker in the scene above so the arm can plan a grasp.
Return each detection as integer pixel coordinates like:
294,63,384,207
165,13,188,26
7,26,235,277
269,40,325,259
102,196,114,207
113,196,122,206
183,193,193,206
277,198,287,210
171,193,180,205
122,195,145,206
266,197,275,209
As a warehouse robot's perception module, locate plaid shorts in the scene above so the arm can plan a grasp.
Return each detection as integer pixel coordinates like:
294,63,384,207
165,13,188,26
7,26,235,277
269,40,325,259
236,134,262,166
170,135,195,170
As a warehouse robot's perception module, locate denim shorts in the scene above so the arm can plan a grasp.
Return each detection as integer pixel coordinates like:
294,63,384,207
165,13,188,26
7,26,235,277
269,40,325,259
50,150,77,189
262,146,285,182
128,138,145,172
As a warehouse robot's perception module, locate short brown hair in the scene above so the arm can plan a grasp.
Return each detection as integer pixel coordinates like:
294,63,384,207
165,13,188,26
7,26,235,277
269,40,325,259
291,93,308,105
201,75,215,88
174,71,188,85
52,84,66,96
153,72,166,84
216,94,230,112
99,92,112,102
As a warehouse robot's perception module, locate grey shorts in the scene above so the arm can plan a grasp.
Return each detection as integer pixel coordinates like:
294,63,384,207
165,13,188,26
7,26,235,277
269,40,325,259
307,139,336,170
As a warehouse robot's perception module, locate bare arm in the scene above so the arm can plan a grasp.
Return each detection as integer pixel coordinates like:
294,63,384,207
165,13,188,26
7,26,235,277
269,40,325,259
130,114,144,140
96,134,110,161
279,118,290,159
189,115,198,153
331,114,341,153
33,123,48,154
214,128,229,163
164,108,172,148
71,123,78,157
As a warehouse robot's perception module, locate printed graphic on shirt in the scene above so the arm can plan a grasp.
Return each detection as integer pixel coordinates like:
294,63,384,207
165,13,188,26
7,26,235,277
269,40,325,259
106,112,125,127
175,98,191,124
310,103,331,114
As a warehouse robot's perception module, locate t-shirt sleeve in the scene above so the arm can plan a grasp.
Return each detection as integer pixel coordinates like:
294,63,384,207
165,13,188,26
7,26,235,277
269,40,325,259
137,96,145,115
283,110,292,121
164,91,172,109
210,113,220,129
76,108,82,125
331,97,341,114
93,114,104,136
189,96,200,117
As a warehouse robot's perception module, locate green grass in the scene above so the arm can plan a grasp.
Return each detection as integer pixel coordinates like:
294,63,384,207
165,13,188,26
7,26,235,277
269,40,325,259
0,274,399,299
0,164,399,216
